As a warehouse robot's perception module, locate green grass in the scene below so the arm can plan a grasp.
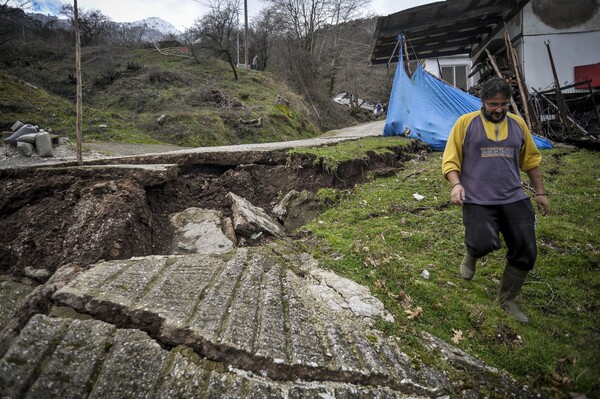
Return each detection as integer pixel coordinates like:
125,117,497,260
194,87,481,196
299,142,600,397
0,45,320,147
289,136,416,172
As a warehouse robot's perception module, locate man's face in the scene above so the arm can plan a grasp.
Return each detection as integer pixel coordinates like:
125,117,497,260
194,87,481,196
483,93,510,122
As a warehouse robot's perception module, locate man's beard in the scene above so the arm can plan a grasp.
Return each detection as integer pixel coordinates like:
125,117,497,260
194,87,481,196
483,108,507,122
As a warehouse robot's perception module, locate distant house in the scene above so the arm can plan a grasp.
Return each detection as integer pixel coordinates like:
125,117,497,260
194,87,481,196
371,0,600,91
421,55,475,91
371,0,600,142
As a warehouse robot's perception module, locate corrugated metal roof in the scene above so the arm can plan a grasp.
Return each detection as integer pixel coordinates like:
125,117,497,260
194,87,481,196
370,0,530,64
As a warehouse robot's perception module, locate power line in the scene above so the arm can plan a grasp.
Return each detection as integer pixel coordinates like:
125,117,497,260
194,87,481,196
191,0,211,7
314,33,371,47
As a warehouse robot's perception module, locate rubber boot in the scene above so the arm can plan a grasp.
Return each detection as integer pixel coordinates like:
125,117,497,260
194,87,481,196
460,253,477,280
497,264,529,323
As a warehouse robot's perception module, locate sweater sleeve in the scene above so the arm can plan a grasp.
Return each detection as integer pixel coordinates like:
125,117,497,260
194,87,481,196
442,114,468,178
514,116,542,171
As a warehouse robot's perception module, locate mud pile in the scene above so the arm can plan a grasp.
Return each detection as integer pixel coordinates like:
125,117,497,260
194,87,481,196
0,144,419,275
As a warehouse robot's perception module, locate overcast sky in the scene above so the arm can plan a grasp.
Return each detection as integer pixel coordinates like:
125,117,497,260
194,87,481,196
24,0,436,31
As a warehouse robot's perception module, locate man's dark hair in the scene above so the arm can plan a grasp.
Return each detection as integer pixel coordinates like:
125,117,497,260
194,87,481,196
480,77,512,101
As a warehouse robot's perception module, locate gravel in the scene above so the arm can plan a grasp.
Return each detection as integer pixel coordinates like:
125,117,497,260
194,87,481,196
1,120,385,170
0,139,191,170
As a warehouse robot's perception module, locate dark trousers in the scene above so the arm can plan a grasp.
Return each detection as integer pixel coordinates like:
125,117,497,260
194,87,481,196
462,199,537,271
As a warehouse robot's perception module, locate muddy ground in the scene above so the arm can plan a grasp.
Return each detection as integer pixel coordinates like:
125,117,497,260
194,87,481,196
0,142,427,278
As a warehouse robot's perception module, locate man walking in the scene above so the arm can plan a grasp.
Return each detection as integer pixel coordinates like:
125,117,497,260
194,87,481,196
442,77,550,323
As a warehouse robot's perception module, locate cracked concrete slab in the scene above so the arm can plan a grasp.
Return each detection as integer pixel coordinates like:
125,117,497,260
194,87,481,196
0,122,538,398
40,246,535,397
227,192,286,237
50,248,445,396
0,279,34,330
0,314,430,398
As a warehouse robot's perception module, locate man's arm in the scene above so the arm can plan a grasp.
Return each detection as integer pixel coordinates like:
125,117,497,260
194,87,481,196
526,166,549,215
446,170,465,206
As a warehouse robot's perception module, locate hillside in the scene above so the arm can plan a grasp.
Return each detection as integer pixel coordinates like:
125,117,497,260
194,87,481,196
0,3,389,149
1,42,348,147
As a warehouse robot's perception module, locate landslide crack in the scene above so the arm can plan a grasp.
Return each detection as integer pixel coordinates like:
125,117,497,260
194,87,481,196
52,294,441,397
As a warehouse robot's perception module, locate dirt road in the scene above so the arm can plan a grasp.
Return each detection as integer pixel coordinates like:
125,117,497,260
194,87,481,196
1,121,385,169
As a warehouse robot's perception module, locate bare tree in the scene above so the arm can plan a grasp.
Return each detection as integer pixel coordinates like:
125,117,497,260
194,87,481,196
262,0,368,54
189,0,241,80
61,4,112,46
112,23,147,46
0,0,32,43
0,0,32,14
250,6,279,70
316,17,377,99
73,0,83,165
181,28,202,64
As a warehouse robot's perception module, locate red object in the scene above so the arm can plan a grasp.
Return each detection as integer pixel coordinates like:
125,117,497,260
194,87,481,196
574,63,600,88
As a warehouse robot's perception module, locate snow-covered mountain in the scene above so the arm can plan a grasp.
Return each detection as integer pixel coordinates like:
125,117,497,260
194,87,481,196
27,12,71,30
26,13,181,41
124,17,180,35
122,17,180,41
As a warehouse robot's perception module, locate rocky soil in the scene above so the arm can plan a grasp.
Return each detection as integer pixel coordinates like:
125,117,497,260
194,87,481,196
0,140,422,276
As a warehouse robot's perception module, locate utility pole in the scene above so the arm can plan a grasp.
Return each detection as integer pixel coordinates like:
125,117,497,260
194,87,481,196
244,0,249,69
236,7,240,67
74,0,83,166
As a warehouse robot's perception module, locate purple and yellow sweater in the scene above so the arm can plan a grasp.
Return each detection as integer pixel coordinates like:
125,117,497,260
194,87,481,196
442,110,541,205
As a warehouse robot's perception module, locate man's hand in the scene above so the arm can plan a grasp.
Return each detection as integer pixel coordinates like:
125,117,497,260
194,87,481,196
451,184,466,206
535,195,550,216
526,167,550,216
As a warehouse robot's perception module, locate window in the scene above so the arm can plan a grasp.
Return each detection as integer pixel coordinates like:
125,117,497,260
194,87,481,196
441,65,468,90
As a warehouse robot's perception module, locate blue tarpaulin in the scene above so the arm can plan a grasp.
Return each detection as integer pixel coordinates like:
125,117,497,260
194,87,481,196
383,35,552,151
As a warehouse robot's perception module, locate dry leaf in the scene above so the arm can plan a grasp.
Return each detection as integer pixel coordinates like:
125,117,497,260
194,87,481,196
364,255,379,267
375,279,386,289
552,371,572,385
387,292,399,300
451,329,464,344
399,292,413,310
405,306,423,320
569,392,588,399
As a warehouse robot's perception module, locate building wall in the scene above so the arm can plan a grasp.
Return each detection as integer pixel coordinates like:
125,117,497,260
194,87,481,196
472,1,600,90
519,1,600,90
423,55,476,90
522,0,600,35
522,31,600,90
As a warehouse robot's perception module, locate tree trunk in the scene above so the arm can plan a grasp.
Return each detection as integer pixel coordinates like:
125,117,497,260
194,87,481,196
226,52,238,81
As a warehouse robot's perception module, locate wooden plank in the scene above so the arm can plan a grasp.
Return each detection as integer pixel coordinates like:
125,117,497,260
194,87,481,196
484,48,521,117
503,30,534,131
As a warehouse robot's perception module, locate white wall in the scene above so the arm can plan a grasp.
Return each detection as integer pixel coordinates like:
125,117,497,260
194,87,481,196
476,3,600,91
423,55,476,89
427,2,599,91
517,2,600,90
522,2,600,35
522,31,600,90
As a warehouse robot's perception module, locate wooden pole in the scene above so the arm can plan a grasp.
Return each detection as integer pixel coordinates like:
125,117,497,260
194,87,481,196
503,30,534,131
544,40,572,134
74,0,83,166
244,0,249,69
485,48,521,118
403,37,410,75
